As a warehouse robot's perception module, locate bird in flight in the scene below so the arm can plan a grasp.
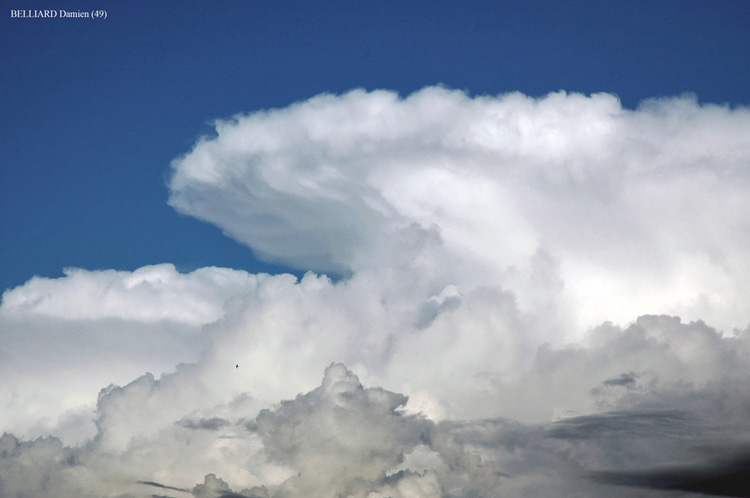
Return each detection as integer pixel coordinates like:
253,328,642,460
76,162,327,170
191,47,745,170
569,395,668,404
236,364,239,369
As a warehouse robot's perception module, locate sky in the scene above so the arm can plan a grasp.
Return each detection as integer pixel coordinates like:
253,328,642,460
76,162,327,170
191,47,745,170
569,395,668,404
2,1,750,497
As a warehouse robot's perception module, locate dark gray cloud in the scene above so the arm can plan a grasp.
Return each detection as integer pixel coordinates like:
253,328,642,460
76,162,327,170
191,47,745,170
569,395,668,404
176,417,230,431
545,410,689,441
589,448,750,497
138,480,191,493
602,372,638,388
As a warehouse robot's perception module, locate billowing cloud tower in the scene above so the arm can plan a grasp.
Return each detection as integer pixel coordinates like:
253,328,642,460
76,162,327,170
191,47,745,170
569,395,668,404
2,87,750,497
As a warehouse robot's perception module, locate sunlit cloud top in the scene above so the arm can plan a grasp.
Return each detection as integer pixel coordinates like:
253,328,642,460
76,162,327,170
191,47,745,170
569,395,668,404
169,87,750,333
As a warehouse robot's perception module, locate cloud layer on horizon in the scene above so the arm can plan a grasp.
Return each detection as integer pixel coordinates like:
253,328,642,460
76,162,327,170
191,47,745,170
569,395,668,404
2,87,750,497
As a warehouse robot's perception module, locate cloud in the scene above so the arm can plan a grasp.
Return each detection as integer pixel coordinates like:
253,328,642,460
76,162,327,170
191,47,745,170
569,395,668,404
138,480,191,493
169,87,750,333
190,474,269,498
255,363,432,497
589,448,750,497
3,87,750,497
601,372,638,388
176,417,231,431
0,264,264,444
3,349,750,497
1,264,261,324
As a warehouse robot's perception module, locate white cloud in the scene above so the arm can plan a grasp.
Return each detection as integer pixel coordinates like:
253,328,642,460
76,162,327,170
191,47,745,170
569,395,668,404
4,87,750,497
169,87,750,333
254,363,433,497
0,264,264,444
1,264,261,324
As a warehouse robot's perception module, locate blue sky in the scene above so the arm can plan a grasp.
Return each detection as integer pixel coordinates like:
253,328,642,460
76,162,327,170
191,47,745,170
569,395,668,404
3,3,750,498
2,0,749,292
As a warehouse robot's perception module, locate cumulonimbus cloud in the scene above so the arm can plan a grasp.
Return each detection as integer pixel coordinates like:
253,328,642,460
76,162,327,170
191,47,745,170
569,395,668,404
3,87,750,497
169,87,750,333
